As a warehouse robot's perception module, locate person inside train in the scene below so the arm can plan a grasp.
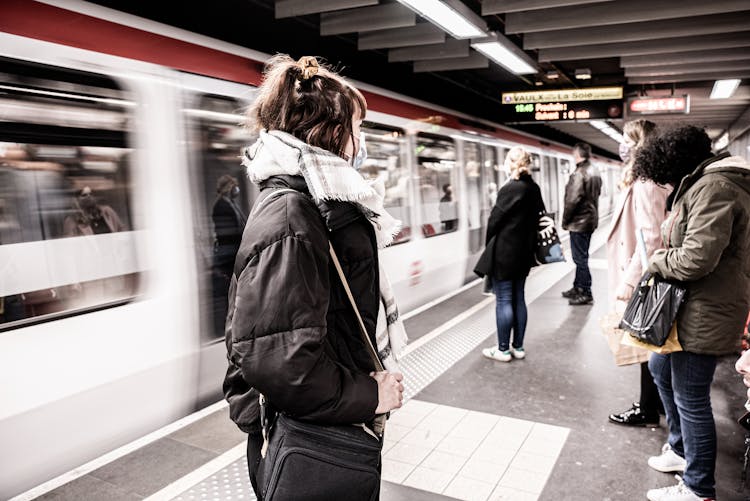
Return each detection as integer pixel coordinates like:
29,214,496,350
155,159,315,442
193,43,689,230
606,119,669,428
439,182,458,231
211,174,247,337
475,146,544,363
63,186,124,236
633,125,750,501
561,142,602,306
222,55,406,499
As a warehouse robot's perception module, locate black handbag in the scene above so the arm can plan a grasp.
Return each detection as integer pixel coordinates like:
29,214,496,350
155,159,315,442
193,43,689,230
618,272,687,346
535,212,564,265
255,242,386,501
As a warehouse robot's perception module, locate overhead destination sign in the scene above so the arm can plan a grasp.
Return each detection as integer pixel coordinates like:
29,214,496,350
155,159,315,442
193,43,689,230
500,100,623,123
502,86,623,104
628,96,690,115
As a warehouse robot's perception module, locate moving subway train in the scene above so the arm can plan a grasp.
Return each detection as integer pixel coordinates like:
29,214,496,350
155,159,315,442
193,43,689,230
0,2,620,497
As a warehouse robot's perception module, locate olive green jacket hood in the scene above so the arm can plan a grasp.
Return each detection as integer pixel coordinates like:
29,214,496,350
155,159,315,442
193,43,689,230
648,154,750,355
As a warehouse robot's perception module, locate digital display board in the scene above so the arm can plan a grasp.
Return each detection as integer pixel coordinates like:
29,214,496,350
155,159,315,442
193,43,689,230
502,86,623,105
627,96,690,116
500,100,623,124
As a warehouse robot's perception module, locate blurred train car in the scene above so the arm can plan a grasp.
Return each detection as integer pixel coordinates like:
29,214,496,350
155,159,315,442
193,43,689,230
0,1,620,497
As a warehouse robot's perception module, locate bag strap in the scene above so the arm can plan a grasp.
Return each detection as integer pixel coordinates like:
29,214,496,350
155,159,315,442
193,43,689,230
328,242,387,436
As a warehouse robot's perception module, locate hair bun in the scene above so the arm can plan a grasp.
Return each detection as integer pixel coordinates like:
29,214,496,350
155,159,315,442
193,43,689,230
297,56,319,80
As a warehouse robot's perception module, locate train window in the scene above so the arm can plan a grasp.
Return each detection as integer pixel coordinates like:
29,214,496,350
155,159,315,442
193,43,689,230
416,134,457,237
0,58,140,329
529,152,542,185
498,147,510,185
359,123,411,244
464,141,482,235
185,94,256,342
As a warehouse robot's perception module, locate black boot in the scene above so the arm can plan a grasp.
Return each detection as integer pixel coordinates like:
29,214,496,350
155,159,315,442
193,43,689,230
608,403,659,427
561,286,581,298
569,292,593,305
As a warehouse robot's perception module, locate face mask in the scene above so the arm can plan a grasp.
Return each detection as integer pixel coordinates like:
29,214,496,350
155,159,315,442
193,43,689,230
231,186,240,198
352,133,367,171
619,142,631,164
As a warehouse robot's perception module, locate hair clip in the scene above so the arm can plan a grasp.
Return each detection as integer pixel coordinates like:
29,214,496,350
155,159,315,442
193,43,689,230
297,56,319,80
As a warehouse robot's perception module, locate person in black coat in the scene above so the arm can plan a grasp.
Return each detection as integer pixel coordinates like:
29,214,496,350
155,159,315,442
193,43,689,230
477,146,544,362
222,55,404,499
561,142,602,305
211,175,247,338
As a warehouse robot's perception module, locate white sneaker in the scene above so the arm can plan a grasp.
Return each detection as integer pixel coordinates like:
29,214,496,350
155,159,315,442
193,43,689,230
648,444,687,473
510,347,526,359
646,475,713,501
482,347,512,362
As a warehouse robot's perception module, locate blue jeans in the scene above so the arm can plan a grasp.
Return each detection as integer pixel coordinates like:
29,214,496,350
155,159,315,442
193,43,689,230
649,352,718,498
492,278,527,351
569,231,592,294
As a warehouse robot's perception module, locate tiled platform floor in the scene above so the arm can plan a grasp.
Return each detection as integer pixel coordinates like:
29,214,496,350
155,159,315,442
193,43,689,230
382,400,568,501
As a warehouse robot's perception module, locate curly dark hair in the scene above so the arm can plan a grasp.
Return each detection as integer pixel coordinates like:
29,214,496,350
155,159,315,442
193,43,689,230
632,125,713,186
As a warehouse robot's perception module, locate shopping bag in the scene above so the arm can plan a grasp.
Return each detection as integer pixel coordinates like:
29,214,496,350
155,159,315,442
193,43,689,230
619,272,686,346
621,323,682,355
600,312,649,366
535,212,565,265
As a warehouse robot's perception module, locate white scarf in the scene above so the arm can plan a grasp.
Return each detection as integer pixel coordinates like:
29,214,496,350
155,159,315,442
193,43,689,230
242,130,407,371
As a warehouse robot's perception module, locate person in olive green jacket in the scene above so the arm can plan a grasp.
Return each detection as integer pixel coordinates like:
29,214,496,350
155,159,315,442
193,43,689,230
632,125,750,501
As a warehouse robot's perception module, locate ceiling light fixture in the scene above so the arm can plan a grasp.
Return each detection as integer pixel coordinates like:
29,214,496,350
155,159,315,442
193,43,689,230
546,71,559,80
395,0,486,39
575,68,591,80
471,32,537,75
710,79,741,99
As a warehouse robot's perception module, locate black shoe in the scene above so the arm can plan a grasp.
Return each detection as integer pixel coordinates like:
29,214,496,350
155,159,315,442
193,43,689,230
609,403,659,427
568,293,593,305
561,287,581,298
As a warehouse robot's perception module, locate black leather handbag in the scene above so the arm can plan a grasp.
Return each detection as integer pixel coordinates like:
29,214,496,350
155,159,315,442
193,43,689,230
255,243,386,501
619,272,687,347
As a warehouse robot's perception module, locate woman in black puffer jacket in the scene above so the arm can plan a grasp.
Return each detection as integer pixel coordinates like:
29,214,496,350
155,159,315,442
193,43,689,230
222,55,405,499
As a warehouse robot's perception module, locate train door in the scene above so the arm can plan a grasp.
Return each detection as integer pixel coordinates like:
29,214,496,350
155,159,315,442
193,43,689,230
542,155,560,222
182,88,256,406
464,140,483,258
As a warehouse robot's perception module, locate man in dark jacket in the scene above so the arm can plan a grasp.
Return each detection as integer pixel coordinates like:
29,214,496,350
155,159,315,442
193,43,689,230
561,142,602,305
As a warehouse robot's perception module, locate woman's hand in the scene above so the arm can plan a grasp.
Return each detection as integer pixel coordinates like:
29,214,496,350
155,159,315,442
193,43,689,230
615,283,634,302
371,371,404,414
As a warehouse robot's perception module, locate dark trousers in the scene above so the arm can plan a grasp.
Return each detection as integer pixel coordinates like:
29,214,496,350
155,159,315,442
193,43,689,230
639,361,663,418
649,352,718,498
569,231,592,294
247,431,263,498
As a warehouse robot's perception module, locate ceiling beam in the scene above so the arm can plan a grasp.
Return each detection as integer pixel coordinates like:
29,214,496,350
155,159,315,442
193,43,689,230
538,31,750,61
625,61,750,77
505,0,750,33
275,0,377,18
358,24,445,50
621,47,750,67
628,72,750,85
523,12,750,49
482,0,612,15
413,52,489,72
320,4,415,36
389,39,469,62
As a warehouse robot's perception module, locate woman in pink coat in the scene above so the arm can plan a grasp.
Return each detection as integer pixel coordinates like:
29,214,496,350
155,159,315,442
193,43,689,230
606,120,671,427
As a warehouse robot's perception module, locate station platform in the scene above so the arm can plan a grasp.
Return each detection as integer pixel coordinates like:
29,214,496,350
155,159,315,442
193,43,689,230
20,231,749,501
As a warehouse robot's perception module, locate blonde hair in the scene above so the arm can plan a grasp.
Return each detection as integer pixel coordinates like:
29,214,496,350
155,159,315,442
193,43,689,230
246,54,367,158
621,119,657,187
504,146,531,180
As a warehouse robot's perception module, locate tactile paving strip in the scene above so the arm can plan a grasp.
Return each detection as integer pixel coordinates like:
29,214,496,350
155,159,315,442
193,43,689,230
173,457,255,501
400,308,494,401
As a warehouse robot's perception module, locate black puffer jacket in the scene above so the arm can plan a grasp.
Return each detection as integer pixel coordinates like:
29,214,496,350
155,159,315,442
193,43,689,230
223,175,380,433
562,159,603,233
